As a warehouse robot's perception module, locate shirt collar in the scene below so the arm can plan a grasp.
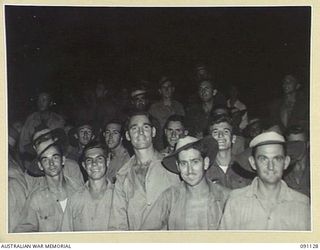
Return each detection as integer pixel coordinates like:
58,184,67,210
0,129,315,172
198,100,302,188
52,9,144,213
247,177,294,202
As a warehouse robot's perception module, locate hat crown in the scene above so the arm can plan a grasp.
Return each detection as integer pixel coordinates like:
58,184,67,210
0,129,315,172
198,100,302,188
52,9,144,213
175,136,199,151
249,131,285,148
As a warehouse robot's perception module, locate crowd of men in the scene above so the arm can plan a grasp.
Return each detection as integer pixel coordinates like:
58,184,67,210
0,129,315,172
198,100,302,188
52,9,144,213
8,64,310,232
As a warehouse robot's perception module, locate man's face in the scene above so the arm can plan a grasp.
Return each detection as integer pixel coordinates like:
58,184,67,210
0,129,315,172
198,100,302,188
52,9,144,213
104,123,122,150
159,81,174,99
249,144,290,185
38,146,64,177
76,126,94,146
83,147,107,180
248,123,263,139
126,115,155,150
282,75,298,95
37,93,51,111
177,148,209,186
198,81,215,102
132,94,148,111
210,122,234,151
165,121,186,148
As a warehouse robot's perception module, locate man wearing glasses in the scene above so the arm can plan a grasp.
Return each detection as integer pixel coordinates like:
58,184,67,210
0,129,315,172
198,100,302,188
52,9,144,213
62,142,113,231
109,111,179,230
14,134,82,232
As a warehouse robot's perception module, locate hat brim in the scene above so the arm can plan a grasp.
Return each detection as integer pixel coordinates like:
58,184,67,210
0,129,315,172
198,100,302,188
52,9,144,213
162,136,219,174
234,141,307,173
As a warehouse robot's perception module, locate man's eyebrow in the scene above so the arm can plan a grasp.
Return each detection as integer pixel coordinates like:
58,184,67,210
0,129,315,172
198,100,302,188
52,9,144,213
143,123,152,126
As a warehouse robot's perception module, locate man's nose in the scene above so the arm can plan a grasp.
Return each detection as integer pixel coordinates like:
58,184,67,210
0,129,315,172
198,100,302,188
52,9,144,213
172,130,177,137
267,160,275,170
49,158,55,166
138,127,144,134
187,164,193,174
218,131,224,138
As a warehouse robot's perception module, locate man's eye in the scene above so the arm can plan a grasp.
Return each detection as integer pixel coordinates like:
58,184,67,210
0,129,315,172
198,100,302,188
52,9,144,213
143,125,151,130
85,158,93,164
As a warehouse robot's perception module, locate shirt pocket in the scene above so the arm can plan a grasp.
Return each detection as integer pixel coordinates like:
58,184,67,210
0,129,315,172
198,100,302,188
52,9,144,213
38,205,59,231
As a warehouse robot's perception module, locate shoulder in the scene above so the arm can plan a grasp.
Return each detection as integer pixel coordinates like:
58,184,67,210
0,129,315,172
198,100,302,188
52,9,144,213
286,185,310,205
228,184,252,200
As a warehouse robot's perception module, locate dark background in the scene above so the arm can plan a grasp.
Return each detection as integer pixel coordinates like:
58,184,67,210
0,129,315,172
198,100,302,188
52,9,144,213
5,6,311,123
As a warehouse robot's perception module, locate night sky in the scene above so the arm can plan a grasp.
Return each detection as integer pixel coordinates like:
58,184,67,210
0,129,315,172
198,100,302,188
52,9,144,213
5,6,311,122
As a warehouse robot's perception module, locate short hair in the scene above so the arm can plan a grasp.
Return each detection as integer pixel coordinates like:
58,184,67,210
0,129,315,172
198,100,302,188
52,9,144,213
164,115,186,130
208,114,233,134
251,143,287,158
102,119,124,133
81,141,108,163
124,111,154,132
198,79,216,90
286,125,306,137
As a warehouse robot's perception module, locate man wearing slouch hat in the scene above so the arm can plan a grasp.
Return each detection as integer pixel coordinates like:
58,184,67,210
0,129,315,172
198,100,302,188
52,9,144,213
141,135,230,230
219,131,310,230
14,132,82,232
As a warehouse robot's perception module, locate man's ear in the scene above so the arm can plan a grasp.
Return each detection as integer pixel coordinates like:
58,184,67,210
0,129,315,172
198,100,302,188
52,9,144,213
91,134,96,140
38,161,44,171
284,155,291,170
62,156,66,166
74,134,78,140
296,83,301,90
152,127,156,138
248,156,257,171
172,86,175,93
184,129,189,136
213,89,218,96
158,88,162,95
176,161,181,173
82,162,86,170
204,157,210,170
125,131,131,141
232,135,236,144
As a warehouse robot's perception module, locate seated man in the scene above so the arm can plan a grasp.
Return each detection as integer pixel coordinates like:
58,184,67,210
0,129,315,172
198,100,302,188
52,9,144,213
102,119,130,183
149,76,185,129
161,115,188,156
108,111,180,230
283,125,310,197
67,121,96,181
206,115,254,189
62,142,113,231
24,127,84,192
14,136,82,232
220,131,310,230
141,136,230,230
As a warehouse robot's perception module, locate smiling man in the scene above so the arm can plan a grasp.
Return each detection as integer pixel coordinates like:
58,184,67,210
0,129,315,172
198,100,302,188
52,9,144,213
206,115,254,189
62,142,113,231
141,136,229,230
219,131,310,230
108,111,179,230
14,137,82,232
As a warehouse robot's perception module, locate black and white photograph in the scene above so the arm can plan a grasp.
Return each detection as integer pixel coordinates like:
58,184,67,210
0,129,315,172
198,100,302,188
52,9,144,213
4,3,315,241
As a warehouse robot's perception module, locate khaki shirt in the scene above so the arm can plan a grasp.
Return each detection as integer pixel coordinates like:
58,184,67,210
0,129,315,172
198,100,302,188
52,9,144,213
141,181,230,230
61,181,114,231
106,145,130,184
14,176,82,232
8,154,29,232
219,177,311,230
108,151,180,230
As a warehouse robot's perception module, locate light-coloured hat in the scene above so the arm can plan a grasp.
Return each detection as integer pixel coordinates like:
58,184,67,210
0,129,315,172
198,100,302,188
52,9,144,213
249,131,285,148
234,131,306,173
162,135,219,174
131,89,147,98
